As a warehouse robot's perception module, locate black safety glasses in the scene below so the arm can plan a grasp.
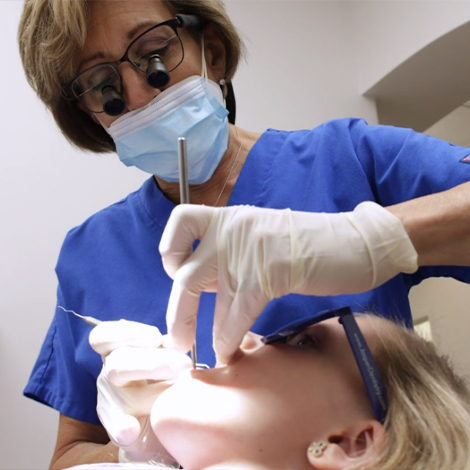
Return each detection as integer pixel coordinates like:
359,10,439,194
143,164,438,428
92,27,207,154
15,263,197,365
262,306,388,424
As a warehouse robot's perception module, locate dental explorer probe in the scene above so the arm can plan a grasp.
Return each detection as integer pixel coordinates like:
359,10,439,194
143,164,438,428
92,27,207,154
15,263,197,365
59,304,210,369
178,136,197,369
58,306,101,326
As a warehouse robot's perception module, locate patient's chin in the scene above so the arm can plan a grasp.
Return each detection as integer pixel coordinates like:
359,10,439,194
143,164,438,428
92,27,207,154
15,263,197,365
152,375,212,437
151,389,227,469
150,373,250,468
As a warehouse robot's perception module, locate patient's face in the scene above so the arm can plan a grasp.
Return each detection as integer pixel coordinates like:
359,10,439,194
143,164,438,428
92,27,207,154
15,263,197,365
151,317,376,470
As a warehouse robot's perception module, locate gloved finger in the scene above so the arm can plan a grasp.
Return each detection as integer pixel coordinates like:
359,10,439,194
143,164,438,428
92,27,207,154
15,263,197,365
213,282,270,365
89,320,163,356
165,248,219,352
106,378,175,416
159,204,216,279
119,416,179,466
96,372,143,447
105,347,192,386
100,410,141,447
165,274,200,353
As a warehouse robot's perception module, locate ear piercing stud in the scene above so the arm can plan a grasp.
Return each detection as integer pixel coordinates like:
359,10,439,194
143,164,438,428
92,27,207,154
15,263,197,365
309,440,328,457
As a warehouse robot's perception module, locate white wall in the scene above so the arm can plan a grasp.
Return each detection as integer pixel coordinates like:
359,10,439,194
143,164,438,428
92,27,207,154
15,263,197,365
350,1,470,131
225,0,378,131
2,2,148,467
350,0,470,94
2,1,469,468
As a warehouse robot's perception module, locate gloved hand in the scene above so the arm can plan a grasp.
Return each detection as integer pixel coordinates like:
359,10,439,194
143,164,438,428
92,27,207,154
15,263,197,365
89,320,192,465
159,202,418,364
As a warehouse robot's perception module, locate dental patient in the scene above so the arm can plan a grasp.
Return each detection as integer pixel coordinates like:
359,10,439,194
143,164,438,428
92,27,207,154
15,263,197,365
89,309,470,470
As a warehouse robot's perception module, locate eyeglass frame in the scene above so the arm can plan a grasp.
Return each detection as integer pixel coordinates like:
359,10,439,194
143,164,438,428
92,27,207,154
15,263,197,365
262,306,388,424
61,14,202,112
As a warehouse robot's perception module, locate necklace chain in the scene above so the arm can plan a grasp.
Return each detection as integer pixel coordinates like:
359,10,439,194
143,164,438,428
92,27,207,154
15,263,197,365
213,126,243,207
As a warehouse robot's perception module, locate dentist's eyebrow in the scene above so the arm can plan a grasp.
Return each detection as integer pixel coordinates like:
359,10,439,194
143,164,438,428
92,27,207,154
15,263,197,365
126,20,157,41
77,20,161,70
78,52,106,71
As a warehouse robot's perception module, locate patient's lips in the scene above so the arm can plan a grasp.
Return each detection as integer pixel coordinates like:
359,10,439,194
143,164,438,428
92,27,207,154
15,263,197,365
189,363,211,378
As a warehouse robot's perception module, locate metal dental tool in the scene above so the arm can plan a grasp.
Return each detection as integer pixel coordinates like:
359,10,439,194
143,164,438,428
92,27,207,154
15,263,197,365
178,136,197,370
58,305,101,326
59,304,208,369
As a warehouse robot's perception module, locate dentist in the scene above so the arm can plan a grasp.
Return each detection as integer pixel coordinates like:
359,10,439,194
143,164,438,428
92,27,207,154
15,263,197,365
18,0,470,467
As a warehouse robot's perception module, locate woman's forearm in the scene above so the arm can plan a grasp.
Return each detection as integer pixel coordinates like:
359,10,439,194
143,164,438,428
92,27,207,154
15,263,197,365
49,414,118,470
50,440,119,470
387,181,470,267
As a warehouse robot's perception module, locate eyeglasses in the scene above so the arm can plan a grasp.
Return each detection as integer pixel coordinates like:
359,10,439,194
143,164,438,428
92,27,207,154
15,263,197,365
262,306,388,424
61,14,202,114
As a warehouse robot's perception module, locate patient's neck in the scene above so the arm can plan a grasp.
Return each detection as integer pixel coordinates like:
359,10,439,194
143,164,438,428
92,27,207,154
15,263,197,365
202,454,312,470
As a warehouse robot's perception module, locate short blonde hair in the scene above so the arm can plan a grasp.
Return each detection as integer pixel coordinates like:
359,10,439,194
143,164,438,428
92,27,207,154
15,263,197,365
356,315,470,470
18,0,244,153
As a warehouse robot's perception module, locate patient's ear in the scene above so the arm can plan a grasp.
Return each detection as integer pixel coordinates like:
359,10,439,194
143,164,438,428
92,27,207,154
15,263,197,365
306,420,386,470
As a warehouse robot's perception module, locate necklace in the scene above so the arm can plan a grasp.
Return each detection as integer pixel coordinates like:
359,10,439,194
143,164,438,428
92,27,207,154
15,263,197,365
213,126,243,207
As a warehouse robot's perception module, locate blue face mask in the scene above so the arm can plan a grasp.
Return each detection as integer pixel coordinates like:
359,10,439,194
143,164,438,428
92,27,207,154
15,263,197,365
105,76,229,184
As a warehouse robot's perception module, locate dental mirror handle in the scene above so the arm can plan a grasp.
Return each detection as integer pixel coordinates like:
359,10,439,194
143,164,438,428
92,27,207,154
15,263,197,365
178,137,190,204
178,137,197,369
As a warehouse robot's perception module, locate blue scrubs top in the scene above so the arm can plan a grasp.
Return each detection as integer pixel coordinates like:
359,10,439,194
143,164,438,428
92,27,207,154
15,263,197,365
24,118,470,425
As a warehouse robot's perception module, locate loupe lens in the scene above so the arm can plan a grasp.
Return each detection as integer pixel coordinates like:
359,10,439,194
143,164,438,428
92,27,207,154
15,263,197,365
102,86,125,116
146,55,170,88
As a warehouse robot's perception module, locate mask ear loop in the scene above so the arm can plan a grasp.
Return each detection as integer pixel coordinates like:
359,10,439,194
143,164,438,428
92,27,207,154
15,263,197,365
201,34,208,82
200,31,233,122
94,113,111,132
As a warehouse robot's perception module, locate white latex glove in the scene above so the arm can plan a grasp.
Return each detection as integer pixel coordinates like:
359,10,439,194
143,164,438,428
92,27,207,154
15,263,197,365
159,202,418,363
89,320,192,465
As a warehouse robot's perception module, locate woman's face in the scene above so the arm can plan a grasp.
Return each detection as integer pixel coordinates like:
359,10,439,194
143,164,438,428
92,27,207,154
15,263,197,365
151,317,378,470
76,0,220,127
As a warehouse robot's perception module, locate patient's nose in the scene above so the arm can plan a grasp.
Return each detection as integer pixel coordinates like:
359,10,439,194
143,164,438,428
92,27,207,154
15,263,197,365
215,332,264,367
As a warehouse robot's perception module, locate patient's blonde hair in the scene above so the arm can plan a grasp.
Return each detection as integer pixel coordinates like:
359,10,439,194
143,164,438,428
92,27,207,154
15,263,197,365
355,315,470,470
18,0,244,153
